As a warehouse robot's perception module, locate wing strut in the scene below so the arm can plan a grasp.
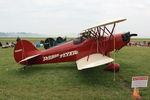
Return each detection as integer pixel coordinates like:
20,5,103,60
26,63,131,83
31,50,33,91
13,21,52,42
80,19,126,55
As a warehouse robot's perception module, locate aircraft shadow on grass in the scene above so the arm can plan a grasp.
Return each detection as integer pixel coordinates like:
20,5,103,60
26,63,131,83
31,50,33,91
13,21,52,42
77,66,115,86
18,63,76,72
17,63,114,86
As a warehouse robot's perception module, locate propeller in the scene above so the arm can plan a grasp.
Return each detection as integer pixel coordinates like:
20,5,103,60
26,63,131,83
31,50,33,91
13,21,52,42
122,32,137,41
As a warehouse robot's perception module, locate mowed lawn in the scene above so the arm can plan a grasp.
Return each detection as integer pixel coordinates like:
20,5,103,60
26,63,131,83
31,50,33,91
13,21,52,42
0,38,150,100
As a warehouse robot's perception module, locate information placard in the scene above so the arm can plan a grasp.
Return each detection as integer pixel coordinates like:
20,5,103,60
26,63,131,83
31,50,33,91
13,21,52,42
131,76,148,88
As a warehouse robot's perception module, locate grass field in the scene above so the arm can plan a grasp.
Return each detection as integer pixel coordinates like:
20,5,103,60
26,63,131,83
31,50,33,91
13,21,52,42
0,38,150,100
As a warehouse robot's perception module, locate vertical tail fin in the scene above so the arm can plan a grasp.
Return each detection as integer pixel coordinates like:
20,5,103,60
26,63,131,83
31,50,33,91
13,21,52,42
14,40,41,65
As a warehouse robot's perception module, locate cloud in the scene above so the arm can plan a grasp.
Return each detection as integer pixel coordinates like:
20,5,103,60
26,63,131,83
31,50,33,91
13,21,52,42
0,0,150,37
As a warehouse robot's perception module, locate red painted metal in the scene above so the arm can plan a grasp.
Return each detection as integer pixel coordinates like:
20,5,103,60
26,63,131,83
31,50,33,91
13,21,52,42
14,33,129,66
104,63,120,72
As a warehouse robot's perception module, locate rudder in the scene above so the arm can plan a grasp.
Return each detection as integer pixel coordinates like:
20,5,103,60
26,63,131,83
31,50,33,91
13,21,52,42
14,40,41,65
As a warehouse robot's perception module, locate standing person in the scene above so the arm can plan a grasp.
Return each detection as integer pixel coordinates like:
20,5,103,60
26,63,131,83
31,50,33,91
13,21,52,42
6,42,9,45
11,42,15,47
0,42,2,47
16,37,21,42
148,41,150,47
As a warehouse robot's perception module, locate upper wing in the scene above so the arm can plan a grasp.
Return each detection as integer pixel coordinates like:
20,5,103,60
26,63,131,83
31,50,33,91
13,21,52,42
76,53,114,70
80,19,127,38
83,19,126,31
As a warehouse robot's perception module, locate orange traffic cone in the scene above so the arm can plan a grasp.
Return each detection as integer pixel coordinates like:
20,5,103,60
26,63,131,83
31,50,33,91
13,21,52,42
131,88,141,99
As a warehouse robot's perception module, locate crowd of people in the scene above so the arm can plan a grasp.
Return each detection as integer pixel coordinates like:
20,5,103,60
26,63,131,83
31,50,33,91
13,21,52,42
0,37,45,48
0,38,150,49
0,37,21,48
127,41,150,47
0,41,16,48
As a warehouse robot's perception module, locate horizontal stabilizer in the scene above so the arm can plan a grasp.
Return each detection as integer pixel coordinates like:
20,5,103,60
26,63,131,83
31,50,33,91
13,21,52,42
76,53,114,70
19,54,40,63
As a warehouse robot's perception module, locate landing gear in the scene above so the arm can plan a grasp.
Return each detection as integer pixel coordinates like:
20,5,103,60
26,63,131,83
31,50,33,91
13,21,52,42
104,63,120,72
21,65,30,70
21,66,27,70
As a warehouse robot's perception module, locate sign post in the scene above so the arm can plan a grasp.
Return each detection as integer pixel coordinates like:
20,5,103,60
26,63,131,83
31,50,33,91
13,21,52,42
131,76,148,99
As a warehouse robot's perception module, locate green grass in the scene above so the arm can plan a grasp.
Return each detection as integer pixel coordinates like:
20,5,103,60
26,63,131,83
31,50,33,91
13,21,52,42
0,39,150,100
0,37,74,44
0,37,45,44
131,38,150,40
131,38,150,42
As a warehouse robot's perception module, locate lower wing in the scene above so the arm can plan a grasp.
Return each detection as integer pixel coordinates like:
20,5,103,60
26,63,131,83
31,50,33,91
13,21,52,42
76,53,114,70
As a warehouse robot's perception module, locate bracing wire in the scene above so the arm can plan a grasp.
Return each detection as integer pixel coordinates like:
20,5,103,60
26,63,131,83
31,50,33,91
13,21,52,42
113,25,116,81
113,34,116,81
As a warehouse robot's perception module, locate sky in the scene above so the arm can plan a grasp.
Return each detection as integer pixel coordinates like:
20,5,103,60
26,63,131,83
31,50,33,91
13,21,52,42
0,0,150,37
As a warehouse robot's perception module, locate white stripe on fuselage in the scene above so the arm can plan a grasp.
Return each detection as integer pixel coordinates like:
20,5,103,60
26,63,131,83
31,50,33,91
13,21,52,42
15,49,22,53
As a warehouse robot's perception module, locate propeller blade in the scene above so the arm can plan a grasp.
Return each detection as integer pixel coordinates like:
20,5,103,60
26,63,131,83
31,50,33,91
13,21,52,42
122,32,137,41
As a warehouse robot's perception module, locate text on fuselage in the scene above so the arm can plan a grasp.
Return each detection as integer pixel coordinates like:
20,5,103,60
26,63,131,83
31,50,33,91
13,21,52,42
43,50,78,61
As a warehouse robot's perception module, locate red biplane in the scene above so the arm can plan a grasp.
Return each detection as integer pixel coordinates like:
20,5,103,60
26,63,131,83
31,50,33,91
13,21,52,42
14,19,137,71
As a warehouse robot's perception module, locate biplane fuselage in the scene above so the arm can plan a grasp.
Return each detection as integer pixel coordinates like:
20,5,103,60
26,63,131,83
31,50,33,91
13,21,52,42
31,33,128,64
14,33,129,64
